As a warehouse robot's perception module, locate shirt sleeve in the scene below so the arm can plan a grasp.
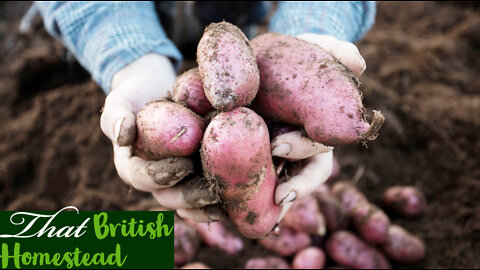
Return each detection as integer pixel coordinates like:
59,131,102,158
268,1,376,42
35,1,183,93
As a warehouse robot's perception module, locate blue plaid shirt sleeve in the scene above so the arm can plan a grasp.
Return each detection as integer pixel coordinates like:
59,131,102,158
35,1,183,93
269,1,376,42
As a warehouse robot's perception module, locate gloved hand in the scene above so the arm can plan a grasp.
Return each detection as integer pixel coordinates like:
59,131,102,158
100,54,221,222
273,34,367,221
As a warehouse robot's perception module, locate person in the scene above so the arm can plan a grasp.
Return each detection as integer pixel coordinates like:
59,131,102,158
35,1,375,223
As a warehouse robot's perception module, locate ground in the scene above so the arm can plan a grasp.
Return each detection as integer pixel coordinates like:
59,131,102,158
0,2,479,268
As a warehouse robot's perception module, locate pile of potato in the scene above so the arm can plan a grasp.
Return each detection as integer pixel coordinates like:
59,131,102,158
132,21,425,268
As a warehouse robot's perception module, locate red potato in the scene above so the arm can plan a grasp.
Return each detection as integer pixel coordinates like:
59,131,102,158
331,181,368,212
251,32,384,146
332,181,390,244
190,221,244,255
380,225,426,264
258,224,311,257
292,247,326,269
312,185,349,232
134,101,205,160
326,231,391,269
245,257,290,269
197,22,260,111
282,195,326,236
350,203,391,244
382,186,426,217
201,107,281,239
171,67,213,116
174,217,200,266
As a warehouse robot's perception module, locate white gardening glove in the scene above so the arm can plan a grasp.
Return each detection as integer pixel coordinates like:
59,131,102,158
273,34,367,222
100,54,221,222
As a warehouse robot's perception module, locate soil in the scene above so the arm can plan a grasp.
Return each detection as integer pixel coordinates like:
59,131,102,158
0,2,479,268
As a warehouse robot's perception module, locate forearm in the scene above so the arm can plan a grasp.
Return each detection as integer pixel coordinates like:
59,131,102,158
269,1,376,42
35,1,182,93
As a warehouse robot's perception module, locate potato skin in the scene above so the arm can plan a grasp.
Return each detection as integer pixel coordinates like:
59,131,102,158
258,224,311,257
382,186,426,217
201,107,281,239
134,101,205,160
326,231,391,269
174,217,200,266
312,185,349,232
292,247,326,269
197,22,259,111
380,225,426,263
245,257,290,269
282,195,326,236
251,33,373,146
172,68,213,116
191,221,244,255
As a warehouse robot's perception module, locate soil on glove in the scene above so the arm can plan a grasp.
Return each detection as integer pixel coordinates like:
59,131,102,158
0,2,479,268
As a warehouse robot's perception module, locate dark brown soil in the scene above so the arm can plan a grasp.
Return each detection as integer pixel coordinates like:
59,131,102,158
1,1,479,268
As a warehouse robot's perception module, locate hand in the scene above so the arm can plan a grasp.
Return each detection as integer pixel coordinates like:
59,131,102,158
100,54,221,222
272,34,367,221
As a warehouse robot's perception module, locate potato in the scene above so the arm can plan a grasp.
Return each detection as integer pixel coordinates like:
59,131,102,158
326,231,391,269
191,221,244,255
312,185,349,232
201,107,281,238
197,22,259,111
350,203,391,244
172,67,213,116
282,195,326,236
251,32,384,146
292,247,326,269
332,181,390,244
180,262,210,269
245,257,290,269
134,101,205,160
380,225,426,263
174,217,200,266
258,224,311,257
382,186,426,217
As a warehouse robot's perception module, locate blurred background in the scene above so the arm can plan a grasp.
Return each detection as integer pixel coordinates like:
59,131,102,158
0,1,479,268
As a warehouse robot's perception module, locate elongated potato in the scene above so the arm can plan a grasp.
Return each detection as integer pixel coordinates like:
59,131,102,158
258,224,311,257
245,257,290,269
197,22,259,111
190,221,244,255
251,32,384,146
312,185,349,232
282,195,326,236
326,231,391,269
331,181,368,212
292,247,326,269
380,225,426,263
174,216,200,266
134,101,205,160
172,67,213,115
201,107,281,238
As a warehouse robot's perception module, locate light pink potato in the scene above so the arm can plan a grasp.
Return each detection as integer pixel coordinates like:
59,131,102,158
201,107,281,239
174,217,200,266
312,185,349,232
326,231,391,269
245,257,290,269
380,225,426,264
134,101,205,160
172,67,213,116
258,224,311,257
350,203,391,244
292,247,326,269
382,186,426,217
197,22,259,111
191,221,244,255
251,32,384,146
180,262,211,269
282,195,326,236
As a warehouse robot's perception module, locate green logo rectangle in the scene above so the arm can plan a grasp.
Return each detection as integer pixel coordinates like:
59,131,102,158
0,207,173,269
